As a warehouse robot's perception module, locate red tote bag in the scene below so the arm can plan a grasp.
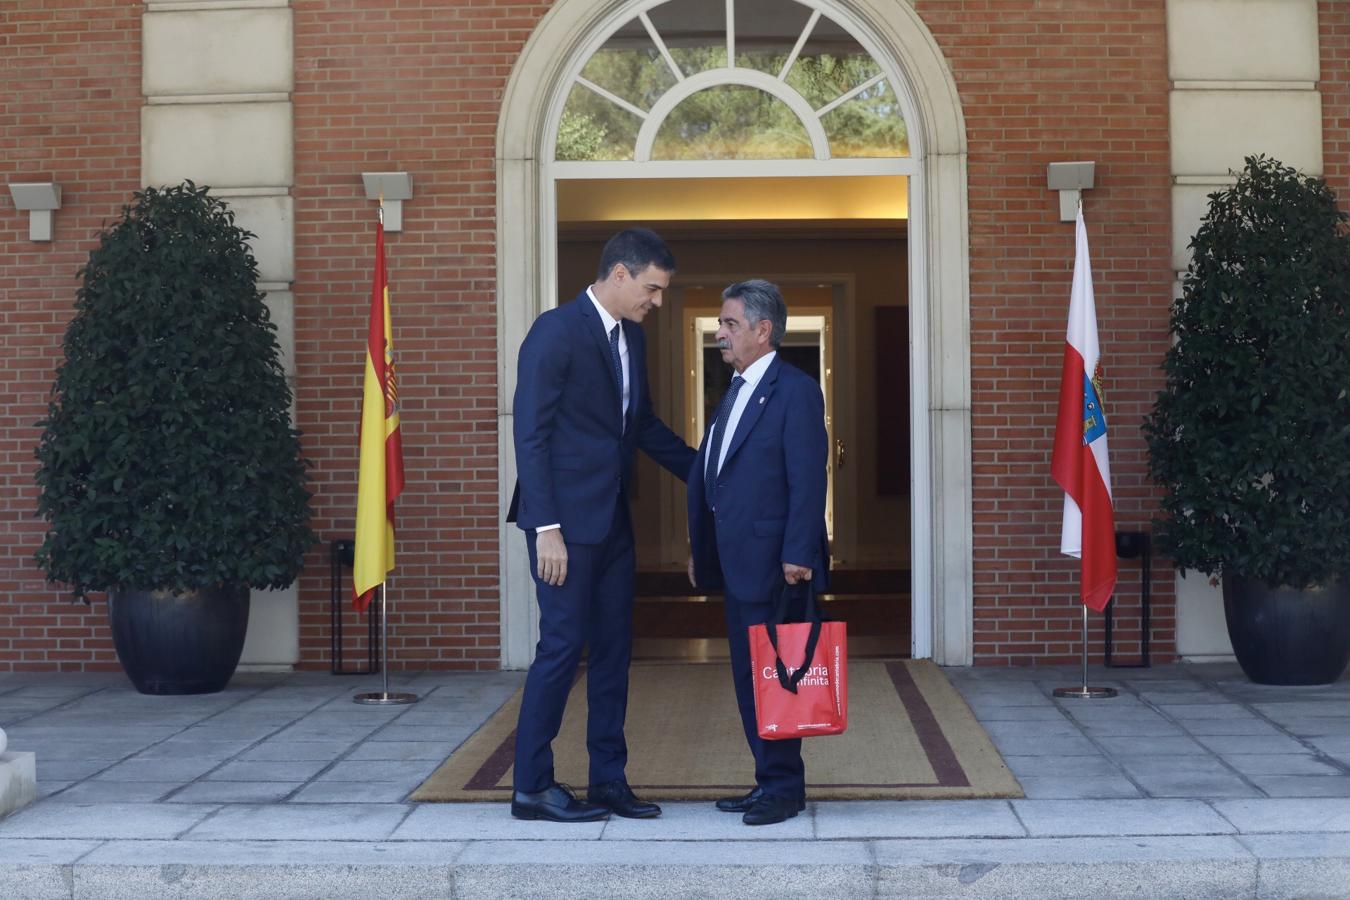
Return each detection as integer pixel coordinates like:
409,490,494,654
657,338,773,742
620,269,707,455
748,582,848,741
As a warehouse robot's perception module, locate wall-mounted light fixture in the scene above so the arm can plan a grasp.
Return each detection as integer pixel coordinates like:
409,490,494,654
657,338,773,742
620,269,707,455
361,172,413,232
1046,161,1095,222
9,182,62,241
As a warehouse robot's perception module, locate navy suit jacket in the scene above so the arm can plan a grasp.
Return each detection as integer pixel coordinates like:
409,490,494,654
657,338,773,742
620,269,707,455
687,354,830,599
508,290,695,543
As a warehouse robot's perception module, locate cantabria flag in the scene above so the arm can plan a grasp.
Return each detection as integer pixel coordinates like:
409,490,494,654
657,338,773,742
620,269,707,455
353,216,405,613
1051,208,1117,612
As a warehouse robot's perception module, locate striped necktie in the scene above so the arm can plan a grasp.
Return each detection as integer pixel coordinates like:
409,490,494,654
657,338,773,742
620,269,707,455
608,324,625,429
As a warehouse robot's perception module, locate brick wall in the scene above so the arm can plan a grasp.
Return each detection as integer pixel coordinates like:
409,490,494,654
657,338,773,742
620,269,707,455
292,0,1182,671
1323,2,1350,198
290,0,548,670
917,0,1177,665
0,1,142,670
2,0,1186,672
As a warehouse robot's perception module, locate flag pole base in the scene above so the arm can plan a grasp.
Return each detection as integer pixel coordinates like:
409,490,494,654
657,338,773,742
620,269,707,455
351,583,418,705
1052,604,1118,699
1052,686,1118,699
353,691,418,705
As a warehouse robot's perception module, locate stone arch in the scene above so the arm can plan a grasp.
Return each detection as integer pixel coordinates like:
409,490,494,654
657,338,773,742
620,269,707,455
496,0,973,667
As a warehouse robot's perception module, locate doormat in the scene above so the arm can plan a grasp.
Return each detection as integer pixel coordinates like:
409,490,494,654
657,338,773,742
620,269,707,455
412,659,1021,801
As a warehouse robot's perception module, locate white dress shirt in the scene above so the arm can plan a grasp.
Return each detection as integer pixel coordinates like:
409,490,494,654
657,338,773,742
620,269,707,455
587,287,629,419
708,350,776,480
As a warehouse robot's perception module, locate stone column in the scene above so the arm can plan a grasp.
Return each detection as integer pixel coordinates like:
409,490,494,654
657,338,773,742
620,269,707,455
1167,0,1322,660
142,0,299,667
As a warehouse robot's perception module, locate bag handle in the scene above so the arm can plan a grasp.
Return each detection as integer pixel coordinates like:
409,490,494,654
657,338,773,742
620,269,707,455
769,577,827,626
765,579,824,695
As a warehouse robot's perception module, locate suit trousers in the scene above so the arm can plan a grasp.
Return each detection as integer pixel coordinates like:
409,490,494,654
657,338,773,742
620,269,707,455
724,576,807,803
513,499,635,793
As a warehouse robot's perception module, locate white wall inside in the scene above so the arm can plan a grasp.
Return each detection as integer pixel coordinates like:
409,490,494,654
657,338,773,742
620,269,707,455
239,585,300,669
1175,571,1234,661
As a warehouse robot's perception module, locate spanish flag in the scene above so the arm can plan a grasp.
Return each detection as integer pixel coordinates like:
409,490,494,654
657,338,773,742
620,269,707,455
353,216,405,612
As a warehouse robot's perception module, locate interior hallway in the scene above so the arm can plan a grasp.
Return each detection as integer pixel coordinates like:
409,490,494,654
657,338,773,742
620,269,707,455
632,568,910,661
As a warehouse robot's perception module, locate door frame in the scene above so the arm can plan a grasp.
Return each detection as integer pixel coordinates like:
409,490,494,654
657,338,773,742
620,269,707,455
496,0,972,666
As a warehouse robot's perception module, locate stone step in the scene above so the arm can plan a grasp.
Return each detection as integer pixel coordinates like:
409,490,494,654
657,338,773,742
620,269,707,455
1,834,1348,899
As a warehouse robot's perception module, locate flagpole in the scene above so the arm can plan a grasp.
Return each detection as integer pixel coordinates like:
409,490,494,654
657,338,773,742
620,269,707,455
353,196,416,706
1053,605,1117,700
1051,201,1116,701
354,576,418,705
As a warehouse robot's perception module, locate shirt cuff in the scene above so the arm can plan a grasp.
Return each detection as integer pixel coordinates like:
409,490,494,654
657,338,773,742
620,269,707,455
536,524,561,534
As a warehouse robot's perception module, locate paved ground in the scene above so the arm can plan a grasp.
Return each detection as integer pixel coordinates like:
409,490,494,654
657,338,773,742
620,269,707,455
0,661,1347,898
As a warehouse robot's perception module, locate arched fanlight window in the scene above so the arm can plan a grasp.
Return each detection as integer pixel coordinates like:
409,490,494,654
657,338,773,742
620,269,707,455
555,0,909,162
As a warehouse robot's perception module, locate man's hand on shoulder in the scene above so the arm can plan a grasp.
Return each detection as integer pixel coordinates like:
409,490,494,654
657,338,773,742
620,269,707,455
537,529,568,586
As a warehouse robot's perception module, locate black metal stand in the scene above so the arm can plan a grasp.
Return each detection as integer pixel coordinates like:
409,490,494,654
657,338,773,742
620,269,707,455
1104,530,1151,668
329,539,378,675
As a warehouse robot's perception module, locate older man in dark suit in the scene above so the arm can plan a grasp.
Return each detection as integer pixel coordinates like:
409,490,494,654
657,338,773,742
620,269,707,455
687,279,830,826
508,228,696,823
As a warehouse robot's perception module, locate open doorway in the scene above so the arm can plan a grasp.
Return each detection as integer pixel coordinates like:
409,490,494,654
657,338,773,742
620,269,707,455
497,0,976,669
557,209,911,661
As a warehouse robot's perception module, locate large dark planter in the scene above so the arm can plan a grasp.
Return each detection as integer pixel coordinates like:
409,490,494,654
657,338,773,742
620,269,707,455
1223,577,1350,685
108,586,250,695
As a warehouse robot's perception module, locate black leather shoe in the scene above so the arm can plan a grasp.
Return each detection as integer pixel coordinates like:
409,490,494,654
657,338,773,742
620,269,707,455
588,779,661,819
715,786,764,813
511,783,609,822
742,792,800,826
717,787,805,814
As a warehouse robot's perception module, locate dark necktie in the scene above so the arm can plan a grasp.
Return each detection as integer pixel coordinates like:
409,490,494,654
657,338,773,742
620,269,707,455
704,375,745,509
608,324,625,428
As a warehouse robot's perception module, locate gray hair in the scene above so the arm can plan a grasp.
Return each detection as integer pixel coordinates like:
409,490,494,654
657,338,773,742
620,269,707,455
722,279,786,348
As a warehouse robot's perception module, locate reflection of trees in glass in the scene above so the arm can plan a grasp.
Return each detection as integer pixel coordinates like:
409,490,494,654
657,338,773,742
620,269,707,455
669,44,728,76
556,85,639,161
580,48,677,110
654,85,811,159
556,110,609,162
785,53,880,109
822,80,908,158
555,47,906,161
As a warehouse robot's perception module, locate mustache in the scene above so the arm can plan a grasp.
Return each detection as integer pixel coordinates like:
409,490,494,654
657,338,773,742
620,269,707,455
717,339,730,349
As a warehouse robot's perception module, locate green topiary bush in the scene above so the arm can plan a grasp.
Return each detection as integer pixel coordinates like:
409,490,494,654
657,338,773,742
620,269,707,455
1144,155,1350,588
35,182,316,601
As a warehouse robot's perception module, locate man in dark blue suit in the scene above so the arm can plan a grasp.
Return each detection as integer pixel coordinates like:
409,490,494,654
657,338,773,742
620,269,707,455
507,228,696,823
687,279,830,826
